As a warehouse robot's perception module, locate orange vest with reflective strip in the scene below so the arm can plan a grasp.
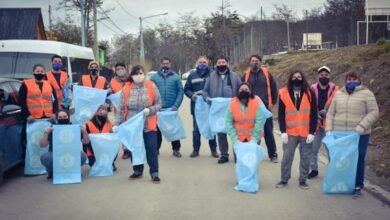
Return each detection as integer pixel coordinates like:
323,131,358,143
82,75,105,89
230,97,261,142
110,78,124,93
279,87,311,137
122,80,157,131
86,120,112,157
46,70,68,106
244,67,273,108
24,79,53,119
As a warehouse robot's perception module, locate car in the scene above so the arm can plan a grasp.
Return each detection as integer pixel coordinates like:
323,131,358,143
0,77,23,184
182,69,196,80
146,71,157,80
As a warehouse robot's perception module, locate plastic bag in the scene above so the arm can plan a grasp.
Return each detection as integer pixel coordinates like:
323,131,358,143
157,110,186,142
194,96,216,139
209,97,231,134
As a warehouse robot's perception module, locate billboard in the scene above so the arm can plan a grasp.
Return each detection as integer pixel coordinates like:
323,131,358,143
366,0,390,16
302,33,322,46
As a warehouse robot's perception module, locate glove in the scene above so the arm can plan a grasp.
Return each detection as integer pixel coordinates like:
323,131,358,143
326,131,332,136
26,116,35,124
356,125,365,134
144,108,150,116
171,106,178,111
306,134,315,144
105,98,112,105
318,110,327,119
281,133,288,144
205,97,211,105
112,125,118,133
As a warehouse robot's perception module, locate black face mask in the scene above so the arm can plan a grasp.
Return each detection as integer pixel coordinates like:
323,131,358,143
34,73,45,81
97,115,106,123
57,119,70,124
319,77,330,86
216,65,228,73
292,79,303,87
89,69,98,76
250,63,260,71
238,91,251,100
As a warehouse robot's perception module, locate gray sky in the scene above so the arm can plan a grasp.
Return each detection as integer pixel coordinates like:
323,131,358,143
1,0,326,41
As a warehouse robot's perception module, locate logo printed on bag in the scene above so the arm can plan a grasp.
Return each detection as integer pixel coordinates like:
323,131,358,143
59,128,74,144
59,153,75,168
99,153,110,166
215,118,225,129
330,182,348,192
79,107,92,119
242,153,257,167
81,89,96,99
30,155,41,168
30,131,43,145
335,158,350,171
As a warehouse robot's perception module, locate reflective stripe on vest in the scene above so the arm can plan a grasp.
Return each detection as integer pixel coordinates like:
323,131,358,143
279,87,311,137
110,78,124,93
122,80,157,131
24,79,53,119
230,96,261,142
82,75,105,89
47,70,68,106
244,67,273,108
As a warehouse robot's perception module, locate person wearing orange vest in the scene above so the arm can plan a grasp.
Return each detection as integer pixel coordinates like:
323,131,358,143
243,54,278,162
46,55,68,108
18,64,58,122
226,83,265,160
79,60,108,90
83,104,117,171
276,70,318,190
116,65,162,183
308,66,339,179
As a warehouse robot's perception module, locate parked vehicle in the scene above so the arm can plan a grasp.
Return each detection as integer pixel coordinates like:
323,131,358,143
182,69,195,80
146,71,157,80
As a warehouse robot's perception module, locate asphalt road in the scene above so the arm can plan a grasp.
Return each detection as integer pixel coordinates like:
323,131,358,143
0,90,389,220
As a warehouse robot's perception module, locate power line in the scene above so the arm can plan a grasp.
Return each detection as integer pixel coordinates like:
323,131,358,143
98,6,127,34
98,20,120,35
113,0,138,20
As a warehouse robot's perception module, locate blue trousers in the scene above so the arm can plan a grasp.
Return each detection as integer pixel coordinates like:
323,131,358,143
356,134,370,188
132,131,159,177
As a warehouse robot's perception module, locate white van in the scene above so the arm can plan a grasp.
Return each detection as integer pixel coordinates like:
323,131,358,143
0,40,95,82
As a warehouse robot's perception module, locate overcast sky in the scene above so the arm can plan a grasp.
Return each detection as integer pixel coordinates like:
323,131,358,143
1,0,326,41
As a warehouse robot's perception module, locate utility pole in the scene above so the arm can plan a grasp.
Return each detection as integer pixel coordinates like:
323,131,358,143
93,0,98,60
365,0,369,44
287,16,291,51
80,0,86,46
139,17,144,65
48,0,52,39
305,10,308,50
222,0,226,55
260,6,263,55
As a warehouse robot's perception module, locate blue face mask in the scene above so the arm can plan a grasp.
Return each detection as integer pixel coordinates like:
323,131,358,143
196,64,209,73
346,81,358,91
52,63,62,71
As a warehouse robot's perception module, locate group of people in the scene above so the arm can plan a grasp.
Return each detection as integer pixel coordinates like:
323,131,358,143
17,53,379,194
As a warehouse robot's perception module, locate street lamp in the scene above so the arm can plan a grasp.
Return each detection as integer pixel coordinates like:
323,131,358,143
139,13,168,65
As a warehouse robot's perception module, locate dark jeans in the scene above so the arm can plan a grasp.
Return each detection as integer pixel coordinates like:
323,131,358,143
157,126,181,151
131,131,159,177
218,133,229,158
192,115,217,152
356,134,370,188
264,117,277,158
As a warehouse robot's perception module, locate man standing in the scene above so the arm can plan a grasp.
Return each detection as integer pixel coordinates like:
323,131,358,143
243,54,279,162
184,56,219,158
79,60,109,90
110,62,128,94
308,66,339,179
151,57,184,158
46,55,68,108
203,55,242,164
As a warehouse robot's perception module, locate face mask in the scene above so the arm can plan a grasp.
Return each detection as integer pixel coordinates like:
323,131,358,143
117,69,126,77
346,81,358,92
250,63,260,71
34,73,45,81
196,64,209,73
132,74,145,84
97,115,106,122
319,77,330,86
57,119,70,124
292,79,303,87
161,67,170,74
238,91,250,100
89,69,98,76
52,63,62,71
216,65,228,73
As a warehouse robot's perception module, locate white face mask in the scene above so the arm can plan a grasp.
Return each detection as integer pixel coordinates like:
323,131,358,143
132,74,145,84
117,69,126,77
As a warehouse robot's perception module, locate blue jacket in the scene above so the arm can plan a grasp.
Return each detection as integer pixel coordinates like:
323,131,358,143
184,70,211,115
151,70,183,109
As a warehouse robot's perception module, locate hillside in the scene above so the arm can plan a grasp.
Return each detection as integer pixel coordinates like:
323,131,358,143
265,44,390,189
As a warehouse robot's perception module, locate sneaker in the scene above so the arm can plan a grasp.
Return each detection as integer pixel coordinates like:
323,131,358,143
307,170,318,179
299,181,309,190
152,176,161,184
173,150,182,158
217,157,229,164
353,187,362,197
129,173,142,179
190,150,199,158
270,156,278,163
211,151,219,158
275,181,288,188
47,173,53,180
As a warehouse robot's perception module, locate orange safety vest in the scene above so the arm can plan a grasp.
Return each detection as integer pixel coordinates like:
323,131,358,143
47,70,68,106
86,120,112,157
244,66,273,108
279,87,311,138
110,78,124,93
82,75,106,89
24,79,53,119
122,80,157,131
230,96,261,142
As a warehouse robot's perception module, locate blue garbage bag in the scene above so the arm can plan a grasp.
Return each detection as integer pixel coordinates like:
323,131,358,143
209,97,231,134
88,133,120,177
194,96,215,140
24,119,51,175
260,102,273,119
233,142,266,193
52,125,82,184
72,85,108,124
322,131,360,194
157,110,186,142
116,111,146,165
107,90,122,111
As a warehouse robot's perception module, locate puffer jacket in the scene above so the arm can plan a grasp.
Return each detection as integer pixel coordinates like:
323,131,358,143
326,86,379,134
150,70,183,109
184,70,210,115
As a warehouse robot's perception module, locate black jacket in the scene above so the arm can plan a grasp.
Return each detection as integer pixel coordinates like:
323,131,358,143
184,70,211,115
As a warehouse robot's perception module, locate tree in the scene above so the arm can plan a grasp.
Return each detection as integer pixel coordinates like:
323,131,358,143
50,19,81,45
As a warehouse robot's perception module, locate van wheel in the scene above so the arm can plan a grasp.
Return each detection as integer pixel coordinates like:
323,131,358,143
0,160,3,185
